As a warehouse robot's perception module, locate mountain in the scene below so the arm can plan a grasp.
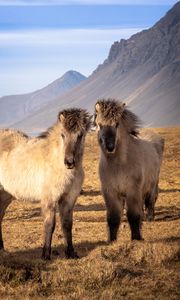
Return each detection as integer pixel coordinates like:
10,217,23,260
0,70,86,127
11,2,180,131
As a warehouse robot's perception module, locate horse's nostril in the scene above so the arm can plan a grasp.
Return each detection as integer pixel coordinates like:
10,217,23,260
106,143,115,152
64,158,75,168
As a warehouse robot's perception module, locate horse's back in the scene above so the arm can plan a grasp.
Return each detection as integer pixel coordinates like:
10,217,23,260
139,129,164,159
0,128,28,155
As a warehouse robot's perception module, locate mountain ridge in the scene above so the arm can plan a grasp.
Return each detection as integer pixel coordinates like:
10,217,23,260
0,70,86,127
4,2,180,131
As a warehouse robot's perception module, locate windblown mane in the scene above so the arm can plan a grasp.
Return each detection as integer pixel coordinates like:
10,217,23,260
37,108,90,139
96,99,124,124
59,108,91,132
37,126,54,139
96,99,141,136
122,109,142,136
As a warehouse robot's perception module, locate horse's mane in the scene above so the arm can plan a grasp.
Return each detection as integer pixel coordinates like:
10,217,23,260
37,126,54,139
37,108,90,139
96,99,141,136
95,99,123,124
122,108,142,136
59,108,91,132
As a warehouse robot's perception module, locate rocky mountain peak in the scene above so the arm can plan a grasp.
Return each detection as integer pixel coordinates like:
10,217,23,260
98,1,180,77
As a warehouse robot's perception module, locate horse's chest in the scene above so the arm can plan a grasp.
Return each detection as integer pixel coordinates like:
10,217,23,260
102,164,130,192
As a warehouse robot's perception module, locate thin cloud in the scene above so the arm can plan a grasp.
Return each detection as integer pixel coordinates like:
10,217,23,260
0,27,145,46
0,26,145,95
0,0,177,5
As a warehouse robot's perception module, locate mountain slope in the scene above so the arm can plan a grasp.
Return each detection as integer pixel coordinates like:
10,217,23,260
0,71,86,127
14,2,180,131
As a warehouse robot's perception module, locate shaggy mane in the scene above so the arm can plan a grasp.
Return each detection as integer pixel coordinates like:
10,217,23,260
122,109,142,136
37,108,91,139
96,99,123,124
96,99,141,136
38,126,54,139
59,108,91,132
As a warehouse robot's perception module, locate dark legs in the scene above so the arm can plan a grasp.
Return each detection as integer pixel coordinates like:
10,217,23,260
145,183,158,221
107,210,121,242
103,189,143,242
41,202,56,260
0,191,12,250
127,194,143,240
58,199,78,259
103,191,124,242
127,210,142,240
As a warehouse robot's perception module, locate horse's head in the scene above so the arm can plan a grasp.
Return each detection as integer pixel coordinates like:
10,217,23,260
94,99,141,156
94,100,125,155
59,109,91,169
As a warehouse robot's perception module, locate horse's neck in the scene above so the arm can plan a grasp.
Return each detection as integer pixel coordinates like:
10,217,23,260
45,135,64,164
116,130,129,164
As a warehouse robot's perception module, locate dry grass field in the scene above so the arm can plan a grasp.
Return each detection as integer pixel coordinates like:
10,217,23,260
0,127,179,300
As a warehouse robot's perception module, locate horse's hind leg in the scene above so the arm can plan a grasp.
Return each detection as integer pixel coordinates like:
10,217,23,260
0,191,12,250
41,201,56,260
145,183,158,221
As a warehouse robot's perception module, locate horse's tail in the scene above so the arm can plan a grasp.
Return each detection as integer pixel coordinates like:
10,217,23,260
153,137,165,161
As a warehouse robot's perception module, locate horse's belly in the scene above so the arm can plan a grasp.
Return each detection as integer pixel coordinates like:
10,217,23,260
0,170,43,202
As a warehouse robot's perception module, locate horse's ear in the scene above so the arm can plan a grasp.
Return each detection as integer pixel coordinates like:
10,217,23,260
95,102,100,112
89,115,94,122
120,102,126,113
59,113,65,122
86,115,93,131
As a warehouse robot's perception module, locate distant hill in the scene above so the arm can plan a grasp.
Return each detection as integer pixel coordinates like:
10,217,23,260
10,2,180,131
0,70,86,127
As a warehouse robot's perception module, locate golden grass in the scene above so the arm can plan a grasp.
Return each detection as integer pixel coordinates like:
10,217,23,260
0,127,180,299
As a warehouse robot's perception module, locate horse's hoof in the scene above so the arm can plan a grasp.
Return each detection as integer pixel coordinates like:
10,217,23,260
108,238,117,244
146,216,154,222
41,254,51,260
0,248,9,256
65,250,79,259
71,252,79,259
132,235,144,241
52,249,60,256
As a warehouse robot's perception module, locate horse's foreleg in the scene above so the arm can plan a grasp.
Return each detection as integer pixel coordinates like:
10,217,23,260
0,191,12,250
41,202,56,260
126,193,143,240
103,190,123,242
58,198,78,259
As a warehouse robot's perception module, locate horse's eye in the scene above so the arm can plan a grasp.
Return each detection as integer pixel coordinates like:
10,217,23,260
115,123,119,128
61,133,65,139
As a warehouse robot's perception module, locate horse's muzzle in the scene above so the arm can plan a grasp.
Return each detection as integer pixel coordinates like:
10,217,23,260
64,157,75,169
106,143,115,153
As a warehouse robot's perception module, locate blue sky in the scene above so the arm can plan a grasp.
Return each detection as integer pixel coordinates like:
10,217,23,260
0,0,177,96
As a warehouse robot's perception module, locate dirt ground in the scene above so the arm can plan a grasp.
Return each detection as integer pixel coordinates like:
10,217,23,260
0,127,179,299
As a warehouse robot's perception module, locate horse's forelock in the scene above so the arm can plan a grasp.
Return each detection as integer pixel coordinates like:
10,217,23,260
96,99,141,135
59,109,91,132
96,99,125,124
